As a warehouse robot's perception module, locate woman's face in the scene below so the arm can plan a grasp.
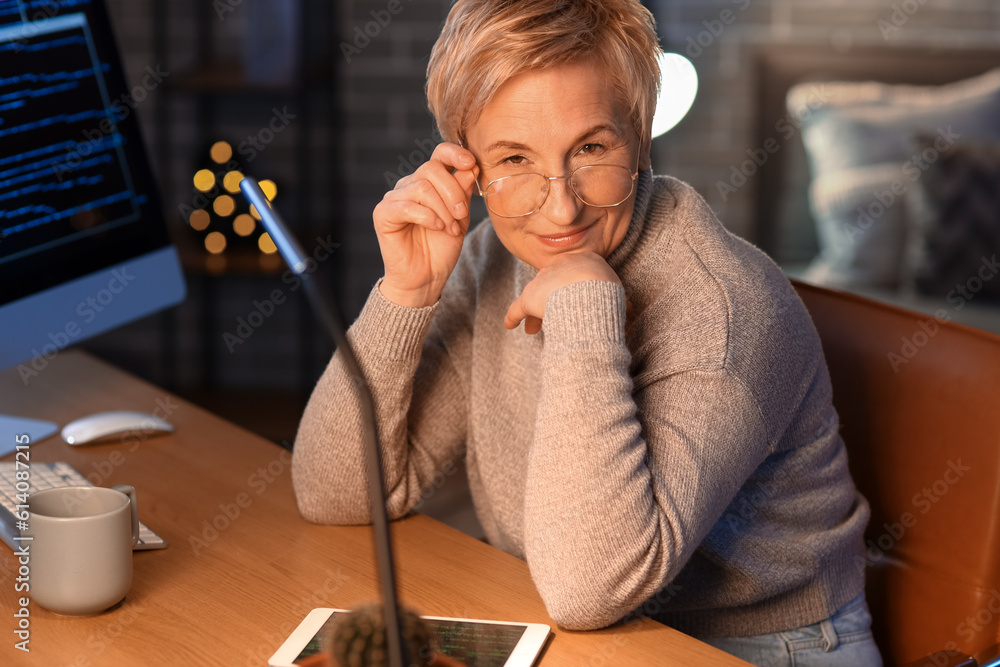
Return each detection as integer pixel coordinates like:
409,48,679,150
465,60,649,270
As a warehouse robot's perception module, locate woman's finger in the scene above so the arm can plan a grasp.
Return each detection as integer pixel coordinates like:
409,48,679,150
374,197,447,234
430,141,478,173
505,296,543,333
412,159,475,231
428,142,479,230
383,177,456,230
454,165,480,200
504,298,543,334
504,297,526,330
375,141,479,240
396,142,474,190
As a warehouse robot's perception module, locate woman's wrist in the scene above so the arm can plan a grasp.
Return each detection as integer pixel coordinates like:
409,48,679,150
378,278,443,309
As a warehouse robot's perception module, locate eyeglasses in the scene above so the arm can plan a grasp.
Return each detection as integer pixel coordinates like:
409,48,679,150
475,161,639,218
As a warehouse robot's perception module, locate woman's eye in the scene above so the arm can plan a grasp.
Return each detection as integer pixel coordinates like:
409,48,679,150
502,155,526,165
580,143,606,155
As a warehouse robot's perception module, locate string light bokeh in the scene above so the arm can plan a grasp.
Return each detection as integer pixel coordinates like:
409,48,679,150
187,140,279,256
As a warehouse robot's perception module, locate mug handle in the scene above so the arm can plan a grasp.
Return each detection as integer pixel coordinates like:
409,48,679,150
112,485,140,547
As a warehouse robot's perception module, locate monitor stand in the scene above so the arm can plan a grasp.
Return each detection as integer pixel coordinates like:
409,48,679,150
0,415,59,456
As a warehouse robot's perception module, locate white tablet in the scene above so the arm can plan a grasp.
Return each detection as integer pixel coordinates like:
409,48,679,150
268,607,551,667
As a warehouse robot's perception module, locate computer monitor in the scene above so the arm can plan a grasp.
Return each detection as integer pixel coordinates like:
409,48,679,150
0,0,186,444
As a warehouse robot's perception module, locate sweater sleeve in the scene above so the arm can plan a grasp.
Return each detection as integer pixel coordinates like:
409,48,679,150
292,281,470,525
523,280,769,630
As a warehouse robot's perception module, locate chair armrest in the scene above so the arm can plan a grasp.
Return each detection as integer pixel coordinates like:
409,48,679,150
974,643,1000,667
901,652,976,667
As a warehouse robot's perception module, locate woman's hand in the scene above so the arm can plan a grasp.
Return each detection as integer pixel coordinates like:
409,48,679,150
504,252,622,334
373,142,479,308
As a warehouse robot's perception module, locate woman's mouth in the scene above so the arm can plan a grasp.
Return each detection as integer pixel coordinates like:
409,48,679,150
535,224,592,248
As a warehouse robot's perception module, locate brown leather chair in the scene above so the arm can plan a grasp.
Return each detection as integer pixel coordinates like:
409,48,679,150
792,280,1000,667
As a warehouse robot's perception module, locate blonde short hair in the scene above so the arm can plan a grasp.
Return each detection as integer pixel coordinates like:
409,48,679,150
426,0,662,147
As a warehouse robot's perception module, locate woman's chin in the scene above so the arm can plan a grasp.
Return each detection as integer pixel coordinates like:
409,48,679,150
513,248,567,272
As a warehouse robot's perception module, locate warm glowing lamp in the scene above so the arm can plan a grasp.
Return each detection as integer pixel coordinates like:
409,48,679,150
187,142,279,257
651,53,698,139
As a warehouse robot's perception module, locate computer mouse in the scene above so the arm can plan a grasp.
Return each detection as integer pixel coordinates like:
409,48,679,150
61,411,174,446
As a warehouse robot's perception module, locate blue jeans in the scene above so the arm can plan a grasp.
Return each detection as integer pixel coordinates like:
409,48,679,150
700,593,883,667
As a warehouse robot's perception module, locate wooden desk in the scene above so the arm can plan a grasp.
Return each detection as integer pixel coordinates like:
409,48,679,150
0,351,748,666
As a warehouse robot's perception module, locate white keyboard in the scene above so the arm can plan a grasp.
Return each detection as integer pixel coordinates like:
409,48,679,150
0,461,167,550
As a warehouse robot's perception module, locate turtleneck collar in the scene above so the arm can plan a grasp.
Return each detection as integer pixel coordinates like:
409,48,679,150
605,167,653,272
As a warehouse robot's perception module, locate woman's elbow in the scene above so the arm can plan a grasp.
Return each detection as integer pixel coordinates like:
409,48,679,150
292,475,410,525
295,497,336,524
533,566,631,630
292,469,369,525
295,494,372,525
541,593,623,631
531,553,668,631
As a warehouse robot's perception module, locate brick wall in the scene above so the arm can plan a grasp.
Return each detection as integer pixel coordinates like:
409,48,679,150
83,0,1000,393
336,0,455,317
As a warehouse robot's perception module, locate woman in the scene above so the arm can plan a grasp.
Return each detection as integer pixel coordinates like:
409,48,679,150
292,1,882,665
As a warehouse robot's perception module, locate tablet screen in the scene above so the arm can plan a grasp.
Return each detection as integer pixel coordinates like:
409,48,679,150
295,612,528,667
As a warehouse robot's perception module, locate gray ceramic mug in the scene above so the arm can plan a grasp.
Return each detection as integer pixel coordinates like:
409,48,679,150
24,485,139,615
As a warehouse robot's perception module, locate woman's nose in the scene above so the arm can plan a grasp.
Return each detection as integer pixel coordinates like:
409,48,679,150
539,175,583,225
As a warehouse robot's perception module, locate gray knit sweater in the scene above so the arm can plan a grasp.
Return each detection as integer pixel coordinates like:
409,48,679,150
292,170,869,637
